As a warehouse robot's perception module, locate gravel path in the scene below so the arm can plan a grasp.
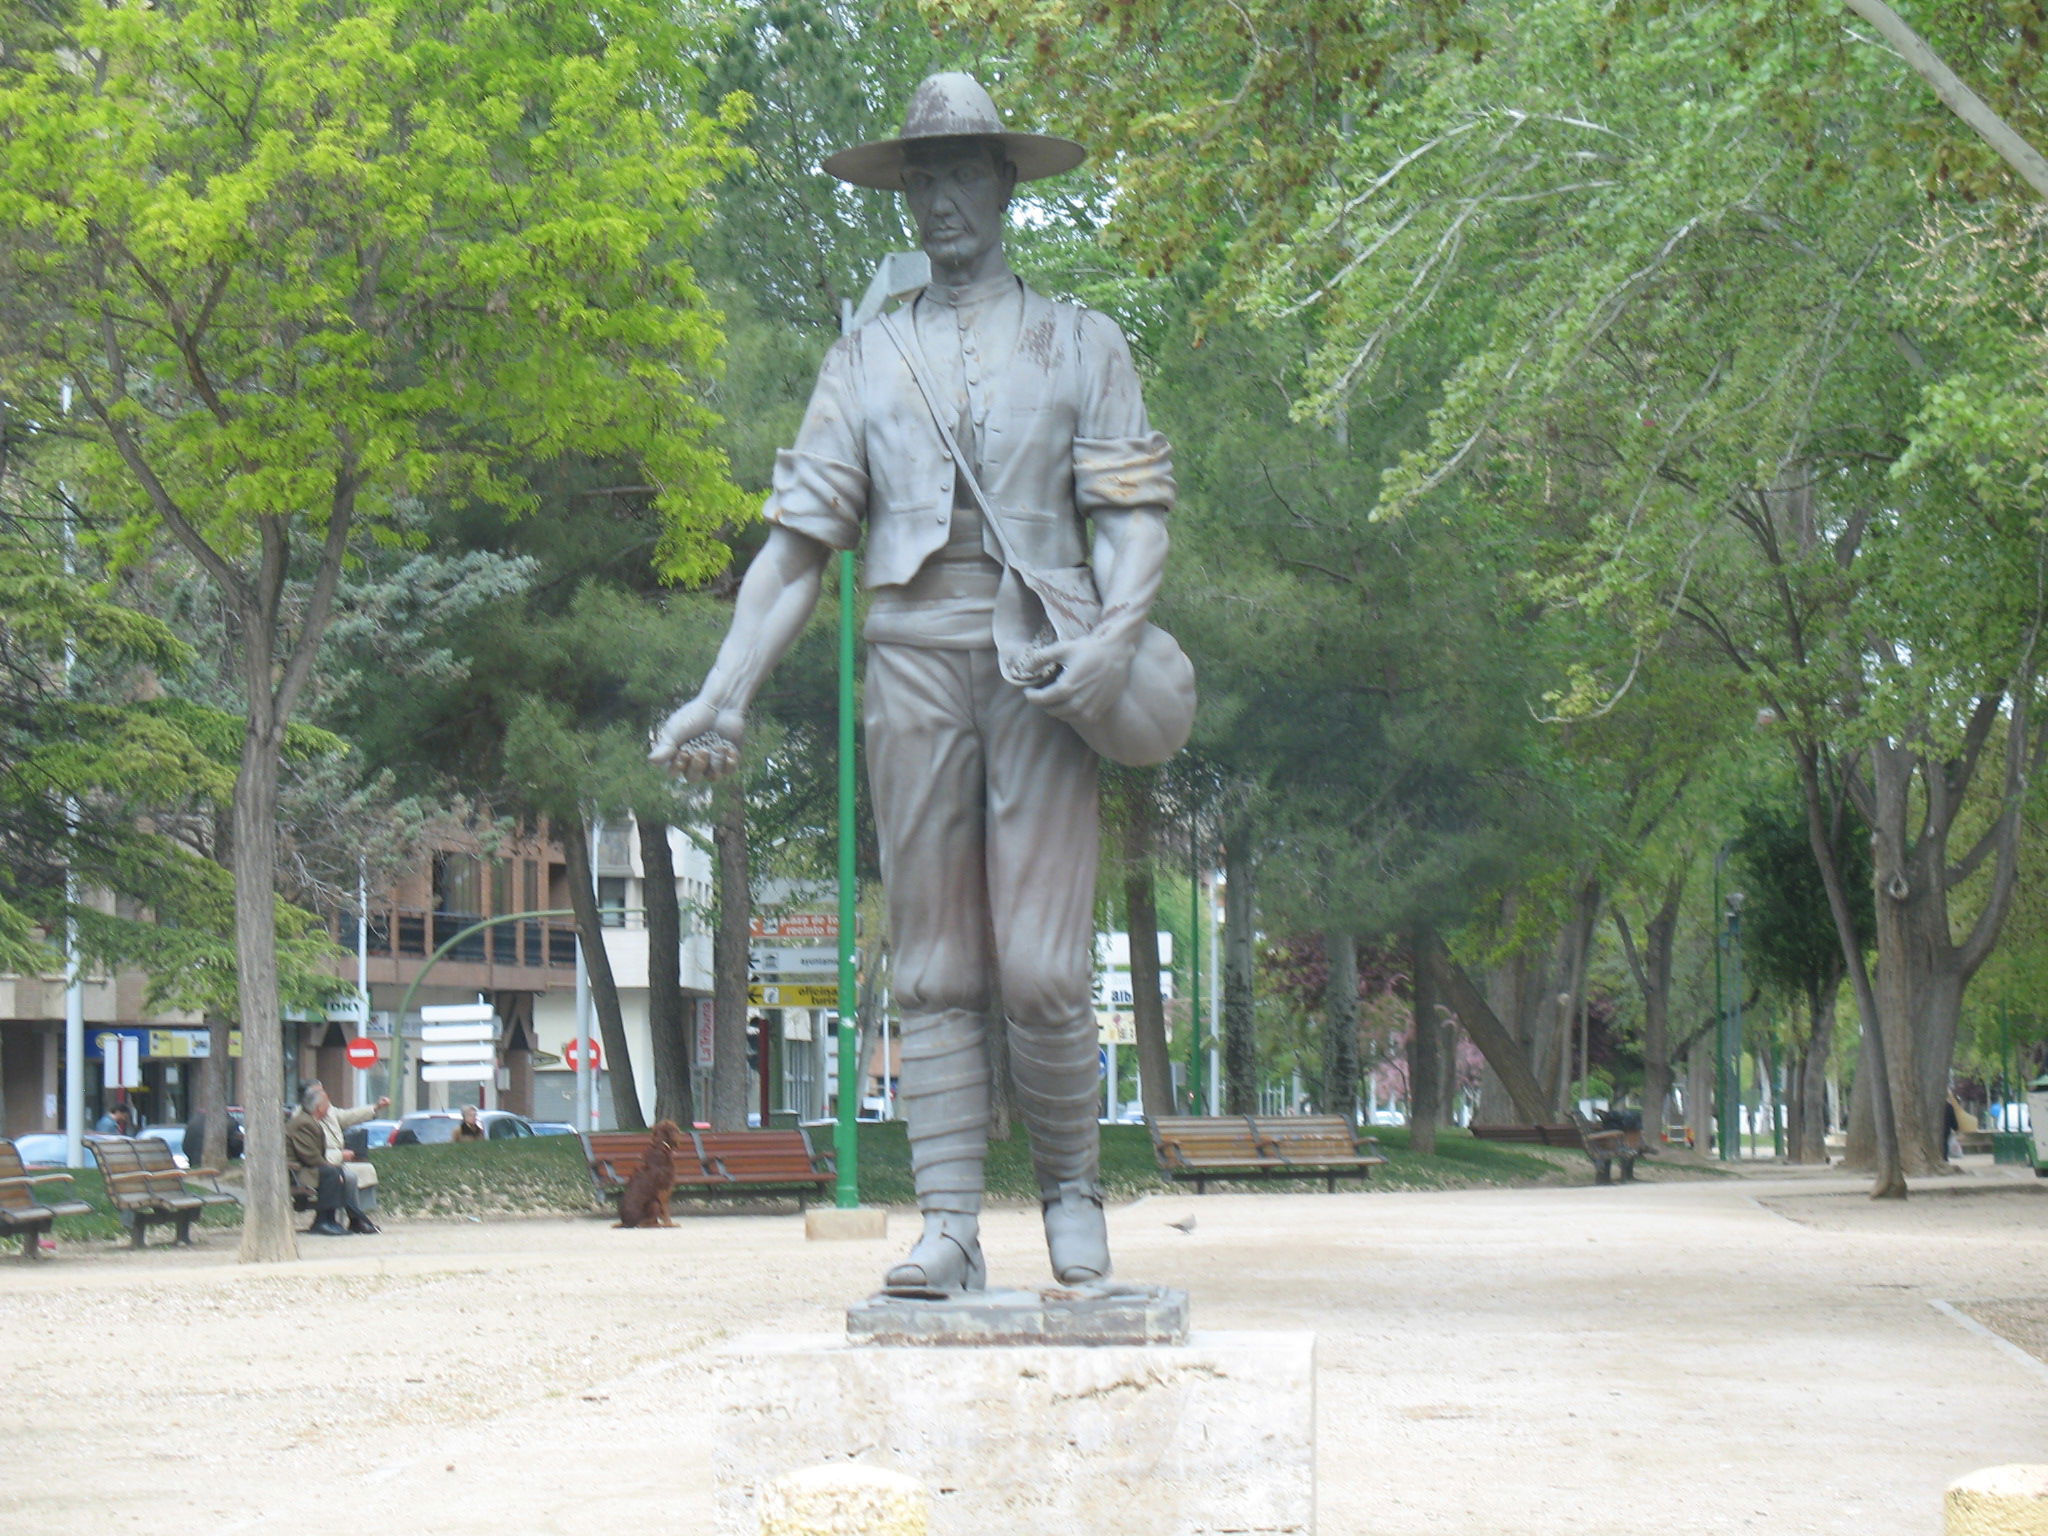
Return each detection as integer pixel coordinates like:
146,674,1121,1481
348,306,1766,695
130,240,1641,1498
4,1163,2044,1535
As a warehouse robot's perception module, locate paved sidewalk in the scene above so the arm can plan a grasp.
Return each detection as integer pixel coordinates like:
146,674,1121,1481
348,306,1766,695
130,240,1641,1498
3,1167,2043,1535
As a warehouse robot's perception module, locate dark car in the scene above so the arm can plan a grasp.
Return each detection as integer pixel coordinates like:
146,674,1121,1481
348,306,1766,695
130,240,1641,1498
391,1110,543,1145
343,1118,402,1156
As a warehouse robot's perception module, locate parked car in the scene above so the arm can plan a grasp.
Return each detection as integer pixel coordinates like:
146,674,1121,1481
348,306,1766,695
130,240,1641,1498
525,1120,578,1138
138,1125,187,1168
388,1109,546,1145
11,1132,86,1167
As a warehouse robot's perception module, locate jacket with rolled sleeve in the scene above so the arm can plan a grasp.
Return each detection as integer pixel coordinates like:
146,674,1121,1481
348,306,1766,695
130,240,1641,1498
285,1103,378,1189
764,285,1174,591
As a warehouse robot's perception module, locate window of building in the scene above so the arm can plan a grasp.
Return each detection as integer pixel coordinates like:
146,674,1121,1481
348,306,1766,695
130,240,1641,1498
597,876,628,928
433,853,482,916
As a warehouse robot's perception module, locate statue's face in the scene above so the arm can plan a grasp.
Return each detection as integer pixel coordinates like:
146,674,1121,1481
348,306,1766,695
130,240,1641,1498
902,140,1014,268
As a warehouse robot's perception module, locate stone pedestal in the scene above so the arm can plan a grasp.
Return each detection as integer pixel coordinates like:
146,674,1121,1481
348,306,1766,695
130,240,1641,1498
716,1330,1315,1536
846,1282,1188,1346
1948,1466,2048,1536
806,1206,889,1242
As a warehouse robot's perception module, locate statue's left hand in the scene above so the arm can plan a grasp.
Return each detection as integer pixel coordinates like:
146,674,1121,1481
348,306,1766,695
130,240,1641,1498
1023,632,1135,725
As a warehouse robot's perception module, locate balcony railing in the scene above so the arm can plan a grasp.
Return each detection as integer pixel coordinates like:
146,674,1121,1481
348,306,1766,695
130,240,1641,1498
332,907,582,969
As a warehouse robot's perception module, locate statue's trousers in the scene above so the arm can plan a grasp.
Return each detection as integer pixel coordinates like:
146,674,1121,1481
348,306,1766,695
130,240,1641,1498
865,643,1102,1212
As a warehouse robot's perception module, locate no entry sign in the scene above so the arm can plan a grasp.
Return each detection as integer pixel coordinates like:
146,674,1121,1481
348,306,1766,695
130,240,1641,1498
564,1037,602,1071
344,1037,378,1069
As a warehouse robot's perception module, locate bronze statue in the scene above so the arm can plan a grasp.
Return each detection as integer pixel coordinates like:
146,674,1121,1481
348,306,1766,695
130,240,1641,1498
652,73,1189,1296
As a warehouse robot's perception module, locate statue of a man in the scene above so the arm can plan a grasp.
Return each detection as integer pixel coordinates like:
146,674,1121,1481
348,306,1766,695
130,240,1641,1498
651,74,1178,1296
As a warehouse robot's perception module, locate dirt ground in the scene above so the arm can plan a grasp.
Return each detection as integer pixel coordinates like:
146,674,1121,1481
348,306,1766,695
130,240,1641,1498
5,1161,2046,1536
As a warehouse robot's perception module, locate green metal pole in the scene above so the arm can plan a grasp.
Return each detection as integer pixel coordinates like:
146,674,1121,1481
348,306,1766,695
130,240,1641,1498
1724,902,1744,1158
1188,813,1202,1113
834,548,860,1207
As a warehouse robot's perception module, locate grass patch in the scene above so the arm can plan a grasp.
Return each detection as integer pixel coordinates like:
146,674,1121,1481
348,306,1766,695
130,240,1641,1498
368,1133,599,1218
44,1165,243,1245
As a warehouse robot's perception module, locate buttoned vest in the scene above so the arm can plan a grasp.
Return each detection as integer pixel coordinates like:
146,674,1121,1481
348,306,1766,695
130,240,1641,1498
855,286,1090,590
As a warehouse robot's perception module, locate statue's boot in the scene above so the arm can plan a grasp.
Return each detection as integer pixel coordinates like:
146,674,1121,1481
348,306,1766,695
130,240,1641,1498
1041,1179,1110,1285
884,1006,989,1296
882,1209,987,1296
1011,1007,1111,1285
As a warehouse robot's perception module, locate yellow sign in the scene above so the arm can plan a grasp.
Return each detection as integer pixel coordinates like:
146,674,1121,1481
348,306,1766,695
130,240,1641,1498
748,983,840,1008
147,1029,243,1059
1095,1011,1137,1046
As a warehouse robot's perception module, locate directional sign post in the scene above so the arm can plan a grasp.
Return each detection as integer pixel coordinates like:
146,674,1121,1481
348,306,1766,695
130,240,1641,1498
418,1004,497,1089
749,945,840,976
749,982,840,1009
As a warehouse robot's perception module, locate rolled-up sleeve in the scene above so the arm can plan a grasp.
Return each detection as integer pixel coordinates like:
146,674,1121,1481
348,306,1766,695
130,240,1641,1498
765,334,870,551
1075,432,1176,517
1074,310,1175,517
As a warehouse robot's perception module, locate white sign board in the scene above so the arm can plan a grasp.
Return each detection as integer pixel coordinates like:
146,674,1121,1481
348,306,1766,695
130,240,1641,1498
419,1043,497,1063
98,1032,139,1090
1092,971,1171,1008
420,1022,496,1044
749,945,839,976
419,1003,496,1023
421,1063,495,1082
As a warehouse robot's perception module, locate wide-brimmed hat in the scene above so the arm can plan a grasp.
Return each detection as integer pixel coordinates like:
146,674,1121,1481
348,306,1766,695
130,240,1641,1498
822,72,1085,191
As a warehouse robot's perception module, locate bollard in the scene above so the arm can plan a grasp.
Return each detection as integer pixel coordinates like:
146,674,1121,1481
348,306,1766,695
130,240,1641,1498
1948,1465,2048,1536
757,1463,928,1536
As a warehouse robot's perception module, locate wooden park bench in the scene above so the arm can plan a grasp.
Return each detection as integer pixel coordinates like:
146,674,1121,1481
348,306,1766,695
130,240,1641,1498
1468,1120,1644,1185
134,1136,241,1214
694,1129,836,1208
1245,1114,1389,1191
1147,1114,1386,1194
0,1138,93,1259
583,1128,836,1214
86,1136,204,1247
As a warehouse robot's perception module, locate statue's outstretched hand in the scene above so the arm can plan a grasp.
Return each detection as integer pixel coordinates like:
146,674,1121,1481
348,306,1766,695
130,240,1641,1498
1023,632,1135,726
650,696,747,782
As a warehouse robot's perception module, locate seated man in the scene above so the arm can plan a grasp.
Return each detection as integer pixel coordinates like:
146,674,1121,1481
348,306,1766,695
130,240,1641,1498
285,1081,388,1236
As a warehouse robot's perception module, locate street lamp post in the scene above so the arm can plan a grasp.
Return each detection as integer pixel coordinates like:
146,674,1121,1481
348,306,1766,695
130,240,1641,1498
1722,890,1746,1160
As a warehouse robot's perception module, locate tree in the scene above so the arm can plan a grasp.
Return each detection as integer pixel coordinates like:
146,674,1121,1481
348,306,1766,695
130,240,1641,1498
0,0,747,1257
1732,790,1874,1163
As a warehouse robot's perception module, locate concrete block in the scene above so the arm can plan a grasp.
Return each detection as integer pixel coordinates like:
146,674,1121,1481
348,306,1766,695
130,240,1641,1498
846,1283,1189,1346
1948,1465,2048,1536
758,1464,928,1536
718,1331,1315,1536
806,1206,889,1241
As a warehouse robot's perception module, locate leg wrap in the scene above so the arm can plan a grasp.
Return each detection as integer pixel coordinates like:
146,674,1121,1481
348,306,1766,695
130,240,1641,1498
1007,1010,1102,1198
899,1007,990,1215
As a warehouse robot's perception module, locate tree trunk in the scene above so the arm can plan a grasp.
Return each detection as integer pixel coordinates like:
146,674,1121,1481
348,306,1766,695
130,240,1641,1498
1407,931,1440,1156
1123,785,1175,1121
1419,932,1552,1123
1792,982,1836,1163
637,816,693,1127
563,817,644,1131
231,708,296,1263
1322,928,1361,1125
1616,874,1681,1146
709,777,752,1132
195,1012,231,1173
1686,1042,1714,1155
1221,815,1258,1115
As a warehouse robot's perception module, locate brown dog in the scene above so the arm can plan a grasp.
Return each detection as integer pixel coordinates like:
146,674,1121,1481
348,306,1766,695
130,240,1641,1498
615,1119,686,1228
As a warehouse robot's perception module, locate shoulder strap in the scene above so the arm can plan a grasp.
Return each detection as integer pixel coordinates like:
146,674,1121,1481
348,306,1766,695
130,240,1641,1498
876,306,1023,570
